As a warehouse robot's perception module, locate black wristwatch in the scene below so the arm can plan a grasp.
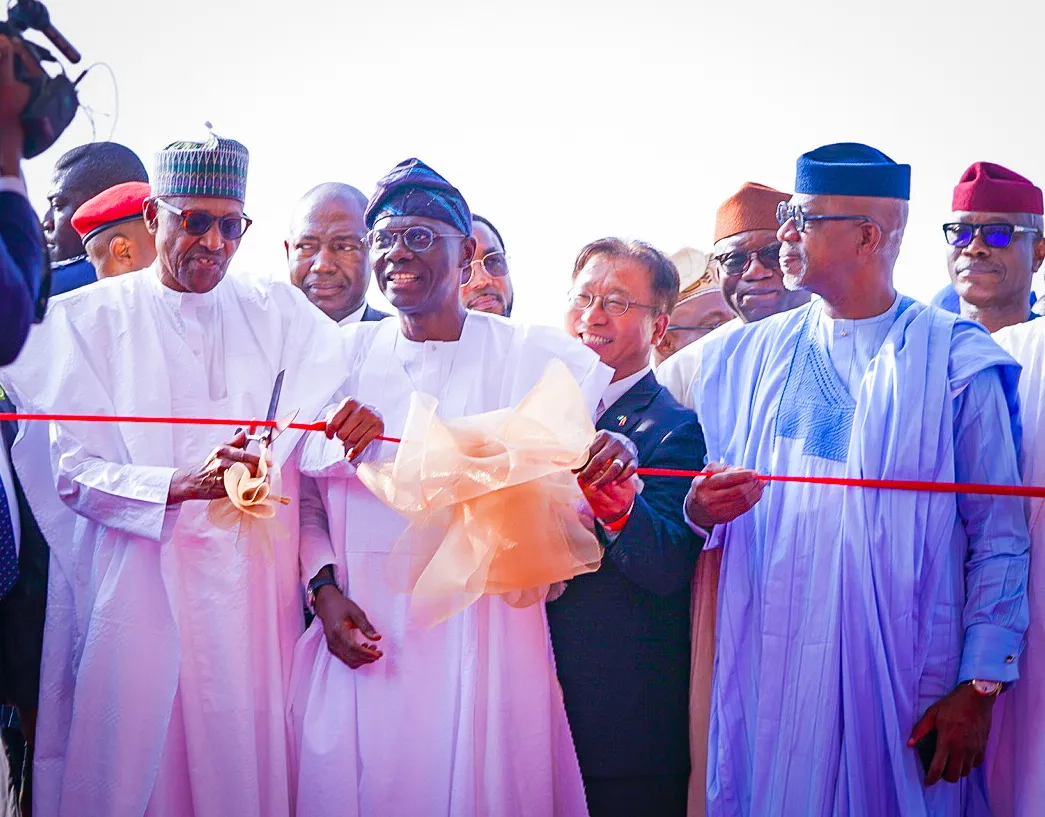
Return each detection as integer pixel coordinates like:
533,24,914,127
307,574,340,611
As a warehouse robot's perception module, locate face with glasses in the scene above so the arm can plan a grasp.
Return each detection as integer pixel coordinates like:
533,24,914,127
945,211,1045,311
368,215,476,315
712,228,810,323
145,195,250,293
460,221,513,317
776,195,874,291
652,289,734,366
286,191,370,322
565,254,669,379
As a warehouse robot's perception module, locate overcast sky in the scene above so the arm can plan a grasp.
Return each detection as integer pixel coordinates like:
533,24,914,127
22,0,1045,323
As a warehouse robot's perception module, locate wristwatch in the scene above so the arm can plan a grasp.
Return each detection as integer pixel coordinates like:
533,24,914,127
969,679,1003,697
307,571,340,611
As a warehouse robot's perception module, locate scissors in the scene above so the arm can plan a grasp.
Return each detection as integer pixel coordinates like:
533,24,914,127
246,370,299,451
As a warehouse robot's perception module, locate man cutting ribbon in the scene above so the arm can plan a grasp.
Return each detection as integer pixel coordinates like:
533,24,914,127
0,128,380,817
288,157,638,817
687,143,1030,816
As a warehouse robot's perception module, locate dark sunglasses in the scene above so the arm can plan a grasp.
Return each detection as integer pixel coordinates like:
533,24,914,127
713,242,782,277
155,198,252,240
942,222,1041,249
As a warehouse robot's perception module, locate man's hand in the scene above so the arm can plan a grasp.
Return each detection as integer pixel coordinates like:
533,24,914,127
576,430,639,491
325,398,384,461
908,683,996,786
581,476,638,525
167,429,261,504
313,585,383,669
0,35,30,177
0,36,30,127
684,461,764,527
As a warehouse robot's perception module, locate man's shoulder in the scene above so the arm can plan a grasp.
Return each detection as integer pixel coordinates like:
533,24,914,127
993,316,1045,362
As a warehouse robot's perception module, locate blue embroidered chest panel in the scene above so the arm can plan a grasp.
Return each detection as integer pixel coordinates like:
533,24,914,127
774,299,913,463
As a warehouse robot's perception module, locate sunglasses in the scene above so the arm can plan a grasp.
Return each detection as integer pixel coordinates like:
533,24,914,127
713,242,782,277
777,202,869,233
155,198,252,240
365,225,461,254
942,222,1042,249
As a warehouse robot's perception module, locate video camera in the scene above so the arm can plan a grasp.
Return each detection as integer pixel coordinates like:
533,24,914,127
0,0,80,158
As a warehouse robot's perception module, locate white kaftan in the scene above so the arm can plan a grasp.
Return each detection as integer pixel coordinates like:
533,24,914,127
0,266,350,817
288,311,610,817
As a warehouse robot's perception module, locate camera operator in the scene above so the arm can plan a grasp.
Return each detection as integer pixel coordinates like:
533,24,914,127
0,33,42,366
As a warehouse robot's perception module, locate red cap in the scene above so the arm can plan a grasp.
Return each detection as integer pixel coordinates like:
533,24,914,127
71,181,152,244
952,162,1043,215
714,182,790,243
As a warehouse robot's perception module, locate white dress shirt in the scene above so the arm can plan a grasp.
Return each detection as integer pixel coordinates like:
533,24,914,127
597,365,651,421
337,302,368,327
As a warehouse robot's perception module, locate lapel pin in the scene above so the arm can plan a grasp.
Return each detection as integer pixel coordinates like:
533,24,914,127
617,415,627,427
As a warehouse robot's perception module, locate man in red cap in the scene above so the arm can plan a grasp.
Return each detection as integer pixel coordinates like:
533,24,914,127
71,181,157,280
657,182,809,410
938,162,1045,332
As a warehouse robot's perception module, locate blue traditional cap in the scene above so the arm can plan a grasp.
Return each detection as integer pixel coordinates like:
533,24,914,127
365,158,471,234
795,142,911,201
153,124,249,202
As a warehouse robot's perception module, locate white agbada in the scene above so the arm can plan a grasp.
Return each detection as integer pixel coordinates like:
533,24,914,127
988,318,1045,816
654,318,742,410
288,311,610,817
0,266,350,817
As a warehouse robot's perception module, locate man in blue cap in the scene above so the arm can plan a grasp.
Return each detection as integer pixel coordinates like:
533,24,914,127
683,143,1029,815
289,157,640,817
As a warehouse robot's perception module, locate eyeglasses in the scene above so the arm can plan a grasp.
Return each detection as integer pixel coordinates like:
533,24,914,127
776,202,870,233
465,251,510,279
942,222,1042,249
154,198,252,240
567,291,661,317
666,321,730,332
365,225,461,254
713,242,782,277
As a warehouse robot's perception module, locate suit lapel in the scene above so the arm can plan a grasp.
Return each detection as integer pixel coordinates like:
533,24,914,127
596,372,660,436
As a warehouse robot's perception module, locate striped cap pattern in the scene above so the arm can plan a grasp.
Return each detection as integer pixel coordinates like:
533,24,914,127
153,129,249,201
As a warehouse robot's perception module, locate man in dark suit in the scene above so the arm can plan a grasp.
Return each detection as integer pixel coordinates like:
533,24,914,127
0,388,48,816
550,237,705,817
287,182,391,325
0,34,44,366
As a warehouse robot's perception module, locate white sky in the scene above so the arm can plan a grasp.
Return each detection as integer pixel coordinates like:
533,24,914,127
22,0,1045,324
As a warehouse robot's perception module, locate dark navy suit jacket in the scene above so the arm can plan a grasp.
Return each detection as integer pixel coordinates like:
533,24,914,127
0,394,48,709
548,371,706,779
0,191,44,365
361,304,391,322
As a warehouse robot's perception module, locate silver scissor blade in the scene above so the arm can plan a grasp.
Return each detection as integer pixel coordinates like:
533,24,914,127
265,370,285,427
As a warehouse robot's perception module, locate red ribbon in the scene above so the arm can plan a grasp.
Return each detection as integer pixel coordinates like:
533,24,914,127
1,413,1039,498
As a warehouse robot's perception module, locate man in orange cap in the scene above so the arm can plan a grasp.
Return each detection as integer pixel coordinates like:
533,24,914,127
71,181,157,280
657,182,809,410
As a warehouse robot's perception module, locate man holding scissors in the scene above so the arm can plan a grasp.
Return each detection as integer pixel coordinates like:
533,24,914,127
1,130,381,817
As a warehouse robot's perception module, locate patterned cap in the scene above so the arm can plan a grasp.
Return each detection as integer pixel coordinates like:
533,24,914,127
153,125,249,201
365,158,471,234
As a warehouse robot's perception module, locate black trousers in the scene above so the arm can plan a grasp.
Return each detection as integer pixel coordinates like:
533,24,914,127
584,774,689,817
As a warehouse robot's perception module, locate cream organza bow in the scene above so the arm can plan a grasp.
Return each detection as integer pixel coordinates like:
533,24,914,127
357,359,605,625
206,440,290,558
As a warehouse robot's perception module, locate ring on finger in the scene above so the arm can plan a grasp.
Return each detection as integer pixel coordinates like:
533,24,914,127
612,458,626,471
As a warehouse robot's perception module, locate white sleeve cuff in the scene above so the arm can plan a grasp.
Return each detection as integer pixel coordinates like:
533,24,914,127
0,176,28,197
683,504,712,540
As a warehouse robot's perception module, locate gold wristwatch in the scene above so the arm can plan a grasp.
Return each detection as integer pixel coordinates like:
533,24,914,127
970,679,1003,696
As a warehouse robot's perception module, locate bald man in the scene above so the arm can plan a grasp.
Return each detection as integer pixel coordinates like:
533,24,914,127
286,183,390,324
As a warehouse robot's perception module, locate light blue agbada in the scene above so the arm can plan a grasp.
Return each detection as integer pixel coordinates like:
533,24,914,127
696,297,1029,817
